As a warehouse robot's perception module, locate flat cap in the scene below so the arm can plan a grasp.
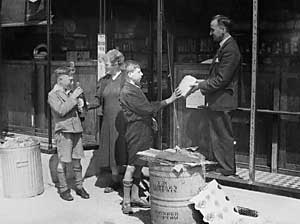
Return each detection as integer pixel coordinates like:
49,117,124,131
54,66,73,79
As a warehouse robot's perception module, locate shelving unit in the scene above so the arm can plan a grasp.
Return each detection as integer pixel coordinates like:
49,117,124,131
174,36,215,63
111,30,172,100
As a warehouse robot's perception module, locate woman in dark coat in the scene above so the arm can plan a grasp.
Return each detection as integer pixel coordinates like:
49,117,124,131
89,49,127,193
119,60,181,214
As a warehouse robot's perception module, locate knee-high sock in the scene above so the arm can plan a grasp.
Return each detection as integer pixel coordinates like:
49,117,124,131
72,159,83,189
57,162,68,193
123,180,133,204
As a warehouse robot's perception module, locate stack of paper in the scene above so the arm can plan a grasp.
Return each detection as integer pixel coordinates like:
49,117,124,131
178,75,197,97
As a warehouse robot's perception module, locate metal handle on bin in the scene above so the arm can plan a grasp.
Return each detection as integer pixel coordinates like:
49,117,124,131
16,161,29,168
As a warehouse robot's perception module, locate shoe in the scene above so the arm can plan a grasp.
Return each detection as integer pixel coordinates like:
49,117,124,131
75,188,90,199
104,182,121,193
60,189,74,201
131,198,150,208
216,168,236,176
122,202,133,215
205,164,218,172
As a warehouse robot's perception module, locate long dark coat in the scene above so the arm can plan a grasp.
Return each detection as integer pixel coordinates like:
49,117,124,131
119,81,166,165
90,72,127,168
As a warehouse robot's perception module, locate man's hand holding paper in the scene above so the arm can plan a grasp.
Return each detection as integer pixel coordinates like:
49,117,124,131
177,75,198,97
177,75,206,108
189,79,205,96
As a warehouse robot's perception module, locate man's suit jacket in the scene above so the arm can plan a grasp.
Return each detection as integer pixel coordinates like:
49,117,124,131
198,37,241,111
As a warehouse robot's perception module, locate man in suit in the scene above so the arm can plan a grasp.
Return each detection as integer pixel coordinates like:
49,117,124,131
191,15,241,176
48,67,90,201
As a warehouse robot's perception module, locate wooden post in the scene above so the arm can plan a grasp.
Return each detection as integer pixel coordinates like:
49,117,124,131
46,0,52,149
96,0,106,143
149,0,154,100
99,0,103,33
249,0,258,183
271,66,280,173
0,0,2,64
0,0,2,77
0,0,3,135
157,0,163,149
167,30,174,146
103,0,106,34
279,71,288,169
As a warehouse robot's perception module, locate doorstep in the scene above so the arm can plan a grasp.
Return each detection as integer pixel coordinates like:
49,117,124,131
206,167,300,199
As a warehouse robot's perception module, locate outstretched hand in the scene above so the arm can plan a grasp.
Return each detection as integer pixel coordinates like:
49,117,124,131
174,88,183,99
167,88,183,104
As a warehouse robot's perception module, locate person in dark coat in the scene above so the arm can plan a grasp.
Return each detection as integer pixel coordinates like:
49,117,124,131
88,49,127,193
190,15,241,176
119,60,181,214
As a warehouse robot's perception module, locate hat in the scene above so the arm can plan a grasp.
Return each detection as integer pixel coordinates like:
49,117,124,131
54,66,73,79
103,49,125,66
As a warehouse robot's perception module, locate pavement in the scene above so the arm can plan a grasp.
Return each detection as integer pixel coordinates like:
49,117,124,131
0,150,299,224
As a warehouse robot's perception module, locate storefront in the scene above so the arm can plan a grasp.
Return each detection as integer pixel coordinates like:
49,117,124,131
1,0,300,187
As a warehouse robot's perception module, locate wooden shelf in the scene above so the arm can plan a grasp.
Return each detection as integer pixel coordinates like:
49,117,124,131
1,20,49,28
177,51,212,54
123,50,151,54
262,54,300,58
114,37,146,40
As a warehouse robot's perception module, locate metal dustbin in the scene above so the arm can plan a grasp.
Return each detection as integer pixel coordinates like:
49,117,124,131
149,162,205,224
0,143,44,198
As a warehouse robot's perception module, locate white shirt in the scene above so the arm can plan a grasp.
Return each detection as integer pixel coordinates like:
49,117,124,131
128,80,140,88
219,35,231,48
112,70,121,80
53,84,68,94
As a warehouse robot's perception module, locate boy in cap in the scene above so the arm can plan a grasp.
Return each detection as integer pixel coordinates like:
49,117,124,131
48,66,89,201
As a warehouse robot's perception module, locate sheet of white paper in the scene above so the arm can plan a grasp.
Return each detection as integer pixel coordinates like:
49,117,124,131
178,75,197,97
186,88,205,108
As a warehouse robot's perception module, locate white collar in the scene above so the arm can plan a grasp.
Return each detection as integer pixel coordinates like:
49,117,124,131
112,71,121,80
53,84,66,92
219,35,231,48
128,80,140,88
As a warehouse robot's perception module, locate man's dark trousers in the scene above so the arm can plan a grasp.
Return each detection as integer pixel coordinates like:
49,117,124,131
207,109,235,173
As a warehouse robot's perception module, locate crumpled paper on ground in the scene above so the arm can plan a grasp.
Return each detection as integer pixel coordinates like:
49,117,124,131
0,136,39,148
190,180,239,224
190,180,274,224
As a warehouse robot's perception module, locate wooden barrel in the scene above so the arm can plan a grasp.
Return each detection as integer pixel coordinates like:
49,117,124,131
0,143,44,198
149,162,205,224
